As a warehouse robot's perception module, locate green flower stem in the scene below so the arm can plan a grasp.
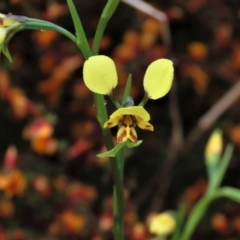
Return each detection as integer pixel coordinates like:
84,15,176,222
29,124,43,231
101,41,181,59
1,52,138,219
207,144,234,194
24,18,76,42
211,187,240,203
179,195,211,240
180,184,240,240
139,92,149,106
25,17,91,59
179,144,234,240
109,93,122,108
92,1,125,239
92,0,120,55
93,93,125,240
172,203,186,240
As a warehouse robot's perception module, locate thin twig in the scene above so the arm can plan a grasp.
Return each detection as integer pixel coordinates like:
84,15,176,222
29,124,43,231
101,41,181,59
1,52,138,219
183,80,240,153
121,0,167,21
121,0,171,51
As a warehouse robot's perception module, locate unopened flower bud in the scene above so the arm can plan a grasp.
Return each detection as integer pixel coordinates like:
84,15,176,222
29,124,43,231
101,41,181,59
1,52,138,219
205,129,223,165
0,13,25,61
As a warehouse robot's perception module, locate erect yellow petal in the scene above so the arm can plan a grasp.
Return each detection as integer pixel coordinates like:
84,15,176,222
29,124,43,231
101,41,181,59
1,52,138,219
135,116,154,131
83,55,118,94
143,59,174,99
103,116,121,128
117,126,128,143
110,106,150,121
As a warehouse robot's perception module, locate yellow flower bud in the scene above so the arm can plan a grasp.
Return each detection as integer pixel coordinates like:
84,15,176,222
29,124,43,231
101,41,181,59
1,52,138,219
205,129,223,164
149,212,176,236
143,58,174,99
0,13,24,27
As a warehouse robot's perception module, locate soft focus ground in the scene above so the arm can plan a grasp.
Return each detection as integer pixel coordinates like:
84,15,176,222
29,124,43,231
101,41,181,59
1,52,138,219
0,0,240,239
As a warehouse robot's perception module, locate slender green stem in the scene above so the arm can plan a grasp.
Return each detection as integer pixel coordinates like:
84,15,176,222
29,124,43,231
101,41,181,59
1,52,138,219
93,93,125,240
180,185,240,240
91,1,125,239
211,187,240,203
179,195,211,240
172,203,186,240
109,93,122,108
207,144,234,194
139,92,149,106
24,18,77,45
92,0,120,55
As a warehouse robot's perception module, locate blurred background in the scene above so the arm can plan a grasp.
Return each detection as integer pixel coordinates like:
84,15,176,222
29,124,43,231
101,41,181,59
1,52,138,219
0,0,240,239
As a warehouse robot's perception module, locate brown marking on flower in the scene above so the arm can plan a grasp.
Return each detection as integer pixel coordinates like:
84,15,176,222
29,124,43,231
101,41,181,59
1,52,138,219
106,122,112,127
129,128,137,143
121,115,136,128
144,125,153,131
131,116,137,127
117,129,126,143
120,116,126,126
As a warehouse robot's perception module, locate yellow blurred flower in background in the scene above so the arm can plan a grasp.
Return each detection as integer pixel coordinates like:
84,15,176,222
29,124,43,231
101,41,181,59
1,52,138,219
149,212,176,236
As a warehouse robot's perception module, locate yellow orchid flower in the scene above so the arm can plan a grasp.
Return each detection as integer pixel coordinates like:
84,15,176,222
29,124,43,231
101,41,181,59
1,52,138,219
104,106,153,143
83,55,174,144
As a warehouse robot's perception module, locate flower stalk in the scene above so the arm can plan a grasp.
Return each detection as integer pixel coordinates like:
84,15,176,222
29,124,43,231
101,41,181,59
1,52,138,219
1,1,173,240
179,143,234,240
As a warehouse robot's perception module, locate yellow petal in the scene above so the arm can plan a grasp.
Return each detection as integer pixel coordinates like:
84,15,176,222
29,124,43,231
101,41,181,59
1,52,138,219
117,126,128,143
110,106,150,121
103,116,121,128
83,55,118,94
0,29,7,44
135,116,154,131
143,59,174,99
127,126,138,143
